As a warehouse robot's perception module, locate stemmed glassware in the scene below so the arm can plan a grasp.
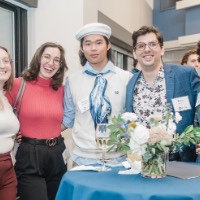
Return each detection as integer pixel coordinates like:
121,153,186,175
95,123,111,171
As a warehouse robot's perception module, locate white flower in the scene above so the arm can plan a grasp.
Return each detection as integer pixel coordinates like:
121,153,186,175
149,114,162,122
175,112,182,123
129,124,149,155
159,124,167,131
167,121,176,135
121,112,138,122
129,142,147,155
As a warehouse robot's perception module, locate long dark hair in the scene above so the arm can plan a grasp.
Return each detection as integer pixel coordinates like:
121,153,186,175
22,42,68,90
78,36,112,66
0,46,14,91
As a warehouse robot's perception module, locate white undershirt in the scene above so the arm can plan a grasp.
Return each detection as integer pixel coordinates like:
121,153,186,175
0,90,20,153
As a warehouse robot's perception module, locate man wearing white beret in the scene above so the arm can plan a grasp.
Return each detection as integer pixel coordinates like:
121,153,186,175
62,23,132,166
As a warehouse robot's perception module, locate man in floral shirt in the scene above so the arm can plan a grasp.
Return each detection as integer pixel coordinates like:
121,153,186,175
126,25,200,162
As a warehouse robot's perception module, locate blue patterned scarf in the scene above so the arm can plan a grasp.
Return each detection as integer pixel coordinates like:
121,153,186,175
85,70,112,128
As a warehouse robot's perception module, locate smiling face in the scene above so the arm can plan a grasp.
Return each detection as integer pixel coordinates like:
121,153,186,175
133,32,164,71
0,48,12,89
81,34,111,71
39,47,61,79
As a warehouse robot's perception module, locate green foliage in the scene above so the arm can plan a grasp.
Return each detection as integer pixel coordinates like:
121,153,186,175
173,125,200,151
107,115,130,152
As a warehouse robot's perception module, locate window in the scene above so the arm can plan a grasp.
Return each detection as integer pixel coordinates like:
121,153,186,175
160,0,181,10
112,45,133,71
0,1,27,77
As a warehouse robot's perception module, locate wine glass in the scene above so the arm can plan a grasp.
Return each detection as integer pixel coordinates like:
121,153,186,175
95,123,111,171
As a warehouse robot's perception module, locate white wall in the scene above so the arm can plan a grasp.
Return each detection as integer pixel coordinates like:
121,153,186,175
146,0,154,9
97,0,152,32
4,0,152,75
27,0,84,75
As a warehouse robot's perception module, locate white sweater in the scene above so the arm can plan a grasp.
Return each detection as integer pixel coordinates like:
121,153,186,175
0,90,20,154
68,66,132,159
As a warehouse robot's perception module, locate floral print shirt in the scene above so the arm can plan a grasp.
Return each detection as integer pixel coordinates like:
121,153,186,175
133,68,167,128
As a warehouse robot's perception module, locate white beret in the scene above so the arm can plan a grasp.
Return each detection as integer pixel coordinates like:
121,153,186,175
75,23,111,41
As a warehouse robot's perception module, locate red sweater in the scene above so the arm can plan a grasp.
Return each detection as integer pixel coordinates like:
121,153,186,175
5,77,64,139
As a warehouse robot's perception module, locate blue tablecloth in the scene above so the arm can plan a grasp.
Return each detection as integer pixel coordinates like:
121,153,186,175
56,167,200,200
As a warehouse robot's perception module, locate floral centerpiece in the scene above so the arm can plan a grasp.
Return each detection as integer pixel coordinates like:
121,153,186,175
108,108,200,178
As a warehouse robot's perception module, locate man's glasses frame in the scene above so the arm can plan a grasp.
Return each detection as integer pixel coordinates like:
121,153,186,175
135,41,160,51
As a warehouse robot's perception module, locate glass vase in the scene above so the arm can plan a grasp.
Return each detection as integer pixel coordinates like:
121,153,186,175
141,151,166,178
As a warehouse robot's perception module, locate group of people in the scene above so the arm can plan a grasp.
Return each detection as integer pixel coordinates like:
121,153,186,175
0,22,200,200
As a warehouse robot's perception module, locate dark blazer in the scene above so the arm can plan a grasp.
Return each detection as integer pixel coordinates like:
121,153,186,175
126,64,200,162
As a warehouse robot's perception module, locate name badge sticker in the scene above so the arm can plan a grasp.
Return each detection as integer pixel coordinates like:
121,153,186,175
78,97,90,113
172,96,191,112
195,93,200,107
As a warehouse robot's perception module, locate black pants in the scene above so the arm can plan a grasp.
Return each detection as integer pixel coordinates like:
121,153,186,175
15,141,67,200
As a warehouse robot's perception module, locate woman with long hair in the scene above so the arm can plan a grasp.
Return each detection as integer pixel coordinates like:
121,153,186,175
0,46,19,200
6,42,68,200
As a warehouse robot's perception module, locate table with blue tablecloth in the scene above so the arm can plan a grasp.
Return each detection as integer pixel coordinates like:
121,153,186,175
56,165,200,200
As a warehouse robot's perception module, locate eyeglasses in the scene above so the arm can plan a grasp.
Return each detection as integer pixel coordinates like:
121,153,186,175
42,54,61,66
135,41,160,51
0,58,12,65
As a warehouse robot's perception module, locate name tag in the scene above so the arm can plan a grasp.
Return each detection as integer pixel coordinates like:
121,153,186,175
196,93,200,107
172,96,191,112
78,97,90,113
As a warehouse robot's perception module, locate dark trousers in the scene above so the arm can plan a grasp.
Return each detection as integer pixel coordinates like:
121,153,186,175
15,141,67,200
0,153,17,200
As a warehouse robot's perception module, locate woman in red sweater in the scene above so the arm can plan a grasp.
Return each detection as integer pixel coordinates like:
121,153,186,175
6,42,68,200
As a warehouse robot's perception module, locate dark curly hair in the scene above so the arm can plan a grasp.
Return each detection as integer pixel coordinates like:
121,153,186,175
196,41,200,62
132,26,164,50
0,46,14,91
22,42,68,90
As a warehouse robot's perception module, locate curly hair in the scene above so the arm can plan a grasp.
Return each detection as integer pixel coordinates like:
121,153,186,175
132,26,164,50
22,42,68,90
197,41,200,62
0,46,14,91
78,36,112,66
181,49,198,65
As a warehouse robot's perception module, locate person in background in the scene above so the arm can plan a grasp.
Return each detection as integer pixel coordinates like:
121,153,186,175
181,49,200,69
126,25,200,162
62,23,132,166
181,49,200,76
5,42,68,200
196,41,200,162
0,46,19,200
196,41,200,75
197,41,200,58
